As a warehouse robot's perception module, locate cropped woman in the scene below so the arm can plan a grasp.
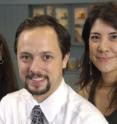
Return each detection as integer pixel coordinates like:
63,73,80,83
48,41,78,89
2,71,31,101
78,2,117,124
0,34,18,100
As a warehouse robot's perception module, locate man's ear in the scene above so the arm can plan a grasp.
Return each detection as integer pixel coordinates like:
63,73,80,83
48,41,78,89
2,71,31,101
62,53,70,69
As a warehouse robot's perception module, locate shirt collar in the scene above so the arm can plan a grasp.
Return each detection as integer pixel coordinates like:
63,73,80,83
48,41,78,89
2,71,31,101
40,78,68,123
24,78,68,123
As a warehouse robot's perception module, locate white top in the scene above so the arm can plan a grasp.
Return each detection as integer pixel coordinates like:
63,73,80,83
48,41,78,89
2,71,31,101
0,79,108,124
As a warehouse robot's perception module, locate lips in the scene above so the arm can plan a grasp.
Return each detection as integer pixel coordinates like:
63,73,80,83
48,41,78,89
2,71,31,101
96,56,113,59
96,56,113,63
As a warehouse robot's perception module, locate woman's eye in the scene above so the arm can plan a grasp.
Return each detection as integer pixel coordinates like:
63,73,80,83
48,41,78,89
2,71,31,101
90,35,100,42
109,35,117,41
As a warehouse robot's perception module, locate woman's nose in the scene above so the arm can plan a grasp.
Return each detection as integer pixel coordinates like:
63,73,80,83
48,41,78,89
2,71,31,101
97,38,109,53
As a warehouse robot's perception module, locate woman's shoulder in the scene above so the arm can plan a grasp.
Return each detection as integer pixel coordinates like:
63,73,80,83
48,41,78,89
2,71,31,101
106,108,117,124
78,85,91,99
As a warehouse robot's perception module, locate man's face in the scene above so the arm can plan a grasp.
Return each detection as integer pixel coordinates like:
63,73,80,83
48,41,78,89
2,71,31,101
17,26,69,99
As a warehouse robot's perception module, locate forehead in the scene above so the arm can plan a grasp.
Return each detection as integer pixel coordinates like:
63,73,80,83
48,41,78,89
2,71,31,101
17,26,61,55
19,26,58,39
91,19,116,32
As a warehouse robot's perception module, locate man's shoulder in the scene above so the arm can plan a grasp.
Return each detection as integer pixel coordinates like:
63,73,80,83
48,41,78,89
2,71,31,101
0,88,28,103
68,86,99,111
66,85,108,123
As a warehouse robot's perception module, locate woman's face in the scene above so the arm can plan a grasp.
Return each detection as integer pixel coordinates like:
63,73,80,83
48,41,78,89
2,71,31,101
89,19,117,75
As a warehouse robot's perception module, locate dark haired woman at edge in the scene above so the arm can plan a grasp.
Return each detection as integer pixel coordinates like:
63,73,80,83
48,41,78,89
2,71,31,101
78,2,117,124
0,34,18,100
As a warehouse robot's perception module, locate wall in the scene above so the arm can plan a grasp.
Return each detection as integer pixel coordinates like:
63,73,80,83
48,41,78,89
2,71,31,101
0,5,28,87
0,0,115,4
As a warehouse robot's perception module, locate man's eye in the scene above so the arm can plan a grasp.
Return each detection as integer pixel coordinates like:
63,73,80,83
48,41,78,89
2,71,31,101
20,55,31,62
43,55,53,61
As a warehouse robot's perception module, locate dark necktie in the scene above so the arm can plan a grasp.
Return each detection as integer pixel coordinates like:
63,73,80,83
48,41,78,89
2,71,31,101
31,105,44,124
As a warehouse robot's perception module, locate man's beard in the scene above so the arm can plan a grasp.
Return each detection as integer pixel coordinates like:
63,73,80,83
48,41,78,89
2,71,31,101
25,72,50,95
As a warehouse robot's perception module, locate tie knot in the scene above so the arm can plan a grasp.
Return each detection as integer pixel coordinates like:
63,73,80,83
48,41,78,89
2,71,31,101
31,105,44,124
32,105,43,117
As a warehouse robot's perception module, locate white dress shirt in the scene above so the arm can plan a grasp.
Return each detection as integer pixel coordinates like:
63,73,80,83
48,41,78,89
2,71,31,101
0,79,108,124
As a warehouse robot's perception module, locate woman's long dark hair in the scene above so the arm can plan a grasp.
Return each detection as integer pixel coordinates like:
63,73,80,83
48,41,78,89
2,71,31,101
78,2,117,110
0,34,18,100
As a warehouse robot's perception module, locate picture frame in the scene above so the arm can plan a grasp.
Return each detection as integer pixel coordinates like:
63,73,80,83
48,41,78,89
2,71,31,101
74,6,88,43
67,57,80,71
30,5,88,44
54,7,69,29
32,7,45,17
31,5,69,29
46,5,55,16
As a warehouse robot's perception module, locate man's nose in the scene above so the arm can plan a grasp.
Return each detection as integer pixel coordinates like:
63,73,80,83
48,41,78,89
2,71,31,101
30,58,44,73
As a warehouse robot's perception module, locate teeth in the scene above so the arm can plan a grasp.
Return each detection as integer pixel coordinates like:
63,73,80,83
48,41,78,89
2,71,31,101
32,77,44,81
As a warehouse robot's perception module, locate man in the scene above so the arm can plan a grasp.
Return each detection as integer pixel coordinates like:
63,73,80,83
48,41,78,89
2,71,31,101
0,15,108,124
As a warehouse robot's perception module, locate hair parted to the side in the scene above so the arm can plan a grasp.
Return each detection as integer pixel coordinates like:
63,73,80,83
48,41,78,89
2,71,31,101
0,34,18,99
14,15,71,59
78,2,117,110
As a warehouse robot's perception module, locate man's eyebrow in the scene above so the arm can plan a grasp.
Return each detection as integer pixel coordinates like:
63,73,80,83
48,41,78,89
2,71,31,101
90,32,101,35
41,51,53,54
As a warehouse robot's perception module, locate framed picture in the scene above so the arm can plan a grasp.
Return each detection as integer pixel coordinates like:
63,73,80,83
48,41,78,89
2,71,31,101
74,7,88,43
67,57,80,71
31,5,69,29
30,4,88,44
32,7,45,16
46,5,55,16
55,7,69,29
